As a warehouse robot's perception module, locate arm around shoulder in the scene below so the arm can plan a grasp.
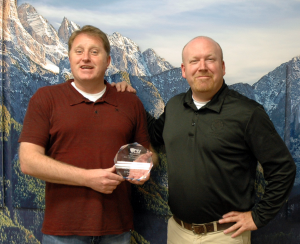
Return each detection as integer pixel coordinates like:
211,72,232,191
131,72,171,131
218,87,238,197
146,111,165,147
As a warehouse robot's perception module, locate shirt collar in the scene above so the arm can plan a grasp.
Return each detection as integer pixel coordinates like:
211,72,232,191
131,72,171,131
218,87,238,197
184,80,229,113
67,79,118,107
206,81,228,113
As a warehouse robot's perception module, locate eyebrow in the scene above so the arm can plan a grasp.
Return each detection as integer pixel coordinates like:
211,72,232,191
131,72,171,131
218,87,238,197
189,53,216,59
73,44,101,49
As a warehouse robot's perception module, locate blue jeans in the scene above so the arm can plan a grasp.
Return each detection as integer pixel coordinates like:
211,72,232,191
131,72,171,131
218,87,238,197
42,231,131,244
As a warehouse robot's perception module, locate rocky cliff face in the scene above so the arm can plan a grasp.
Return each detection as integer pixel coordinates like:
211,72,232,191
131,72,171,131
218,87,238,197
230,56,300,186
147,68,189,104
107,32,150,76
2,0,60,122
2,0,46,65
17,3,68,66
107,32,174,77
10,2,174,77
142,48,174,76
58,17,80,44
17,3,59,46
105,72,165,118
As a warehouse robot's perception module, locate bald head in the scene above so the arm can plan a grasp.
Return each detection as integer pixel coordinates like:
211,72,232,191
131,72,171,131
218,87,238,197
180,35,226,102
182,36,223,63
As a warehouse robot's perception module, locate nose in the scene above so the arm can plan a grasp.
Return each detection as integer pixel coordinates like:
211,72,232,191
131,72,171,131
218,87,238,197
82,51,90,62
197,60,207,71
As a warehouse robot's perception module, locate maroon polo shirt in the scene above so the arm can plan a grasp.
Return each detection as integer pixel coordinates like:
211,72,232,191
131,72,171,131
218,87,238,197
19,80,150,236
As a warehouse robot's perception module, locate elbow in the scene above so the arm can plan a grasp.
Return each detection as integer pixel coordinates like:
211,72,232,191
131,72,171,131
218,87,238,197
19,156,30,175
18,142,45,177
18,147,31,175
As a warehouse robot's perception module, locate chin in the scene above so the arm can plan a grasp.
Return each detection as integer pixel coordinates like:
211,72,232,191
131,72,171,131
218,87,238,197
194,84,212,92
78,76,95,81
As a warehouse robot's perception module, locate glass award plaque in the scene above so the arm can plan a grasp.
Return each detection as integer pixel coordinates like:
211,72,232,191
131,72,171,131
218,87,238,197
114,143,153,180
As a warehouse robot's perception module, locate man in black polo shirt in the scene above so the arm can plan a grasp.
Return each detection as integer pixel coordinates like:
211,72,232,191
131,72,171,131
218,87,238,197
116,36,296,243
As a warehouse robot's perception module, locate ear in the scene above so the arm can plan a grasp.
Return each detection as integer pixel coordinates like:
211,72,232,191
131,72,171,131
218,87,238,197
222,61,226,76
181,63,186,78
107,55,111,68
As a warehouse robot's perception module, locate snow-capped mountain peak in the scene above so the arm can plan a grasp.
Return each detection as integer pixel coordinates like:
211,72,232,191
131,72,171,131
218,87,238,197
58,17,80,44
142,48,174,75
106,32,174,76
17,3,59,45
2,0,46,65
17,3,68,66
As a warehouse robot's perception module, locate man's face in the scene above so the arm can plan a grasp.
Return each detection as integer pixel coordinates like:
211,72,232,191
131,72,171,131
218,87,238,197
69,33,111,85
181,37,225,101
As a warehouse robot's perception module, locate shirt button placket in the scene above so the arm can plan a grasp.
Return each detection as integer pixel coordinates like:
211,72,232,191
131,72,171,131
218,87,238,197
189,112,197,137
192,112,198,133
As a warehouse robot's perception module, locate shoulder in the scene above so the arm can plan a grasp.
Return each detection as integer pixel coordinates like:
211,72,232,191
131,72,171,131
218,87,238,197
118,90,141,102
223,88,271,127
166,92,187,106
36,81,70,95
107,84,143,105
30,82,70,107
35,82,68,96
226,88,262,110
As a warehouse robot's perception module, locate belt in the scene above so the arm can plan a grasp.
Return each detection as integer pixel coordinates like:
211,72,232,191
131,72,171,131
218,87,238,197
173,215,234,235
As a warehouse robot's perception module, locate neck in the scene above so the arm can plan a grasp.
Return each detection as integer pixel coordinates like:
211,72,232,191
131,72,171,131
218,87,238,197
73,79,106,94
192,81,224,102
192,92,213,103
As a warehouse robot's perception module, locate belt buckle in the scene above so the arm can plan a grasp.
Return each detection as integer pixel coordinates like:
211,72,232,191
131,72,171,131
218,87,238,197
192,223,207,235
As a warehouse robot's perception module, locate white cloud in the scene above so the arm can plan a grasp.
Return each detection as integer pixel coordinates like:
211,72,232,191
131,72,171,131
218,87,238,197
220,27,300,84
18,0,300,85
29,3,157,29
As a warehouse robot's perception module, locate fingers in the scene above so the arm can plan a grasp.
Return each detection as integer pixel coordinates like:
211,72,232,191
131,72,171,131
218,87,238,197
126,86,136,94
110,81,123,92
127,179,145,185
225,221,251,238
127,172,150,185
222,222,240,236
221,211,238,219
112,81,128,92
219,213,237,225
104,166,124,180
111,81,136,93
98,167,124,191
101,184,119,194
219,211,257,238
85,166,126,194
230,226,244,238
97,174,124,194
134,151,153,162
104,165,116,172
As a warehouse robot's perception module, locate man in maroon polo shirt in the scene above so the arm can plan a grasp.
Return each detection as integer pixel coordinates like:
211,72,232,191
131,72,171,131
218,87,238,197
18,25,150,244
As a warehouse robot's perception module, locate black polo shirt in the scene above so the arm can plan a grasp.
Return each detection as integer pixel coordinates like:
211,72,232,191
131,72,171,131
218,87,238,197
147,82,296,228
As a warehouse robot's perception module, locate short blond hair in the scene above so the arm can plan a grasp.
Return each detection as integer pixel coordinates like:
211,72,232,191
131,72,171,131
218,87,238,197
68,25,110,56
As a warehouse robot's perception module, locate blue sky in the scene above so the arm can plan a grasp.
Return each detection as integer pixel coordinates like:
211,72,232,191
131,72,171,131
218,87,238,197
18,0,300,85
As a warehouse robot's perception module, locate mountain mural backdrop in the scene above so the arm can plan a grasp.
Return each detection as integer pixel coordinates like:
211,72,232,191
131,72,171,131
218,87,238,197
1,0,300,243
